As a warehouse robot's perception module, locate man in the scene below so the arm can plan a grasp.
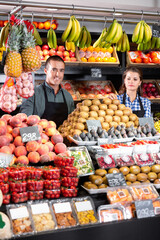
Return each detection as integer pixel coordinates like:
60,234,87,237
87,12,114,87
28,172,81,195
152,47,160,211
20,55,75,128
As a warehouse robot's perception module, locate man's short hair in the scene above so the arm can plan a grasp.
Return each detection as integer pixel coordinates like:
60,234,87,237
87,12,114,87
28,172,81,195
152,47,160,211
45,55,65,69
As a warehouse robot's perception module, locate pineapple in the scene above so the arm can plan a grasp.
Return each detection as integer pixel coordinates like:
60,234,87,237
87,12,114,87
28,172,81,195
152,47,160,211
5,25,22,78
21,24,41,72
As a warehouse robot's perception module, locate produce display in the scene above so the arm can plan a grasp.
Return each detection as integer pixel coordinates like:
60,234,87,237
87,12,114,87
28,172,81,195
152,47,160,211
106,186,133,203
98,204,125,223
142,81,160,99
61,80,81,101
128,51,160,64
129,184,159,200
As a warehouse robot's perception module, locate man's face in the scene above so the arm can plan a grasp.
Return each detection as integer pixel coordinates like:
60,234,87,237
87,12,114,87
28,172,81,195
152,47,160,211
44,60,65,87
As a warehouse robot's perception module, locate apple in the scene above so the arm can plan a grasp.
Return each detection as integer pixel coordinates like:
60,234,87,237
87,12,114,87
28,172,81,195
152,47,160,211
63,51,69,57
69,51,75,58
64,83,72,90
104,85,112,93
58,45,65,52
147,92,152,97
146,87,151,92
148,83,153,88
56,51,63,57
149,96,155,99
42,44,49,51
43,49,49,56
70,57,77,62
64,56,71,61
36,45,41,51
49,48,56,56
143,83,148,88
150,87,156,92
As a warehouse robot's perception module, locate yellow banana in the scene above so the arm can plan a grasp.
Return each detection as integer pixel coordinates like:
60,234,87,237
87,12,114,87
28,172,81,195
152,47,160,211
146,39,151,50
79,27,87,49
47,28,54,48
85,28,92,47
125,33,130,51
3,23,10,47
65,41,70,50
0,26,6,48
52,28,57,49
32,24,42,45
116,33,123,51
137,21,145,44
151,37,157,49
67,17,77,42
143,22,152,43
105,19,118,43
61,16,73,42
121,32,126,52
137,43,143,51
73,18,81,42
70,42,75,52
111,23,123,44
104,42,111,49
132,21,142,43
93,28,107,48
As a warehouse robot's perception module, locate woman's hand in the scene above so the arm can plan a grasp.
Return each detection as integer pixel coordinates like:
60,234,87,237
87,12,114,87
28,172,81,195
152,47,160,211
107,93,118,100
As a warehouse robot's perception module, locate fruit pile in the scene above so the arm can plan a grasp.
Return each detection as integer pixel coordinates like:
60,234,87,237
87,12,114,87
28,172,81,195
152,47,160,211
61,81,81,101
142,81,160,99
128,51,160,64
32,20,58,30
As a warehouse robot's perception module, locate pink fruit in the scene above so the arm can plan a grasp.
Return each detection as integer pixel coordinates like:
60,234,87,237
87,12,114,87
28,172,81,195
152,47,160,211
3,94,11,101
11,95,17,103
23,80,30,88
21,72,28,80
54,143,67,154
22,87,30,94
51,134,63,145
2,101,11,109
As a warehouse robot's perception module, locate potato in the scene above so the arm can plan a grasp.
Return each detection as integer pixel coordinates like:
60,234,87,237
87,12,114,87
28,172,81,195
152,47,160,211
89,111,98,118
80,106,89,112
82,99,92,106
104,115,113,123
79,111,89,119
126,121,134,128
75,123,85,131
109,121,118,128
106,109,114,116
121,115,129,123
102,98,112,105
118,104,126,111
77,117,87,123
113,116,120,123
99,104,107,110
101,122,109,130
129,114,137,122
109,104,118,111
92,99,101,105
90,105,99,111
112,99,120,105
123,109,132,116
96,116,104,123
98,110,106,117
114,110,123,117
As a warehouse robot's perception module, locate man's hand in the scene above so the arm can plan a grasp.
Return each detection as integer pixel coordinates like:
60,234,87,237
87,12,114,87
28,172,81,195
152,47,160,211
108,93,118,100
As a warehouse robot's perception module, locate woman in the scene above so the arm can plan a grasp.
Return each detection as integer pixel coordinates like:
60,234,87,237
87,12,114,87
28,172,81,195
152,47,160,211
109,66,151,118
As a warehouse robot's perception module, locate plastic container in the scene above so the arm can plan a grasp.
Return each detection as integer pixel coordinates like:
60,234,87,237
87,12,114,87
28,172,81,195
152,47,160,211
153,199,160,215
0,182,9,194
27,179,44,191
51,199,78,228
129,184,159,200
28,191,44,201
133,153,155,166
54,156,74,167
133,144,147,154
114,155,135,167
6,204,34,236
61,166,78,177
44,179,61,190
121,202,135,219
72,196,98,225
98,203,126,223
95,153,116,169
61,186,78,197
9,180,27,193
26,167,43,180
42,166,60,180
28,200,57,233
61,177,79,187
11,192,28,203
0,168,8,182
119,146,133,155
147,143,160,153
106,186,133,204
151,153,160,164
8,166,26,180
44,189,61,199
3,193,11,204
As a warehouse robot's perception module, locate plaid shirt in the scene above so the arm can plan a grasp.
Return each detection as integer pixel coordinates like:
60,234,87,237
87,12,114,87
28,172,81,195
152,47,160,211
117,93,151,117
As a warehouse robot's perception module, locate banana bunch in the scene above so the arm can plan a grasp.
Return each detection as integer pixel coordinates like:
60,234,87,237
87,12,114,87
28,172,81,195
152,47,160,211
132,20,152,44
116,31,130,52
103,19,123,44
78,26,92,49
0,23,10,48
47,27,57,49
32,23,43,45
151,37,160,49
137,39,152,51
93,28,107,48
65,41,75,52
61,15,81,43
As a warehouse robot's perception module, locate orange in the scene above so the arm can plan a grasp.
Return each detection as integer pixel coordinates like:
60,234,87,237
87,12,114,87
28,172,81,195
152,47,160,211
107,46,113,54
44,21,51,30
81,57,87,62
80,47,87,52
32,21,38,28
87,46,94,52
152,57,160,63
96,57,103,62
51,23,57,30
134,57,142,63
100,48,107,53
88,57,96,62
3,20,8,26
150,51,159,59
108,57,117,62
38,22,44,29
95,47,101,52
103,57,109,62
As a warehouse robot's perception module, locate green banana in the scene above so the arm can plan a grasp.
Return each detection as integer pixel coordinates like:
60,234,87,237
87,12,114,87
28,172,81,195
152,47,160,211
67,17,77,42
0,25,6,48
73,18,81,42
85,28,92,47
143,22,152,43
104,42,111,49
105,19,118,43
79,27,87,49
132,21,142,43
146,39,151,50
156,37,160,49
111,23,123,44
47,28,54,48
151,37,157,49
3,23,10,47
116,32,123,51
99,41,106,47
137,21,144,44
52,28,57,49
32,24,42,45
61,16,73,42
137,43,143,51
125,32,130,51
93,28,107,48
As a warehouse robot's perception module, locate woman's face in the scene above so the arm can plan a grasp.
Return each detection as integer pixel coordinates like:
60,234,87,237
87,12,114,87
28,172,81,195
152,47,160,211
124,71,141,92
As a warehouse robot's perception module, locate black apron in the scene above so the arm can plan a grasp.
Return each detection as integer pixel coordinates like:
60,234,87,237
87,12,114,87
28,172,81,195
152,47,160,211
41,84,68,128
123,93,145,117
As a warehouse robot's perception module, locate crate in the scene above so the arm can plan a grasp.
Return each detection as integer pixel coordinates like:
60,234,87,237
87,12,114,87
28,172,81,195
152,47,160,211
61,80,81,101
141,79,160,102
76,46,120,66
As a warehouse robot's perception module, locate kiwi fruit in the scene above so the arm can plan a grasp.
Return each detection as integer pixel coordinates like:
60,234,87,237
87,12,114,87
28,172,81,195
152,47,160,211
151,164,160,173
99,184,107,189
148,172,157,181
130,166,141,175
108,168,120,174
141,166,151,174
95,169,107,177
87,183,98,189
137,173,148,182
126,173,137,182
91,176,103,186
119,166,130,176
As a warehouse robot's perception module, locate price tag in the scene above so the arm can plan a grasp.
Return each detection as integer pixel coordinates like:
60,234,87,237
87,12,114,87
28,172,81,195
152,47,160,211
31,203,50,215
135,200,155,219
10,206,29,220
102,212,118,222
152,24,160,38
75,201,93,212
91,68,102,78
106,173,126,187
98,137,113,145
20,125,41,143
139,117,155,129
86,120,102,132
0,153,14,168
53,202,72,213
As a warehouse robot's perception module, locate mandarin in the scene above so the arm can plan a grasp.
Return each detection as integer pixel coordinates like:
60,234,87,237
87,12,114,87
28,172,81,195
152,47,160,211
88,57,96,62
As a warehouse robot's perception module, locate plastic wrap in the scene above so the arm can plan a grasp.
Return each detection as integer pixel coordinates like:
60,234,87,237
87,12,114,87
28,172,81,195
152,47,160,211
16,72,34,99
129,184,159,200
106,186,133,204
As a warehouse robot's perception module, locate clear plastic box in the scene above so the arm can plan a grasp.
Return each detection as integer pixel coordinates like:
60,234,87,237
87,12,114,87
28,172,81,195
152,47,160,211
61,177,79,187
61,187,78,197
129,184,159,200
133,153,155,167
95,153,116,169
44,189,61,199
44,179,61,190
27,179,44,191
106,186,133,204
28,191,44,201
114,155,135,167
42,166,61,180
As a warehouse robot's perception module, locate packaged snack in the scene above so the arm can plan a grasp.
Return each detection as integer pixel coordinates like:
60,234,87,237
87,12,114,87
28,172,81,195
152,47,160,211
153,199,160,215
61,186,78,197
42,166,60,180
133,153,155,166
44,179,61,190
0,182,9,194
114,155,135,167
7,204,34,236
61,177,79,187
61,166,78,177
121,202,135,219
95,153,116,169
44,189,61,199
106,186,133,204
8,166,26,180
54,155,74,167
51,199,78,228
28,201,56,232
0,168,8,182
129,184,159,200
72,196,98,225
16,72,34,99
28,191,44,201
26,167,43,180
98,203,126,223
9,180,27,193
27,179,44,191
3,194,11,204
12,192,28,203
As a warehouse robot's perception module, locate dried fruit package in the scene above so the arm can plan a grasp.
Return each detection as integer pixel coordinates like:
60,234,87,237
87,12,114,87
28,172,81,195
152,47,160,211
0,77,17,113
16,72,34,99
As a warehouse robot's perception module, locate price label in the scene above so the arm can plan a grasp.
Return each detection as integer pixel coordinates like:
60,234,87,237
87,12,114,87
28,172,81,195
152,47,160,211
152,24,160,38
86,120,102,132
98,137,113,145
31,203,50,215
0,153,14,168
75,201,93,212
106,172,126,187
20,125,41,143
91,68,102,78
135,200,155,219
10,206,29,220
54,202,72,213
139,117,155,129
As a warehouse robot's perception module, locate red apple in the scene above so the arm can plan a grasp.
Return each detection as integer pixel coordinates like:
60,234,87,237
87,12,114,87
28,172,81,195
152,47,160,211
63,51,69,57
64,83,72,90
143,83,148,88
42,44,49,51
56,51,63,57
49,48,56,56
70,57,77,62
69,51,75,58
43,49,49,56
147,92,152,97
150,96,155,99
150,87,156,92
146,87,151,92
104,85,112,93
36,45,41,51
64,56,71,61
58,45,65,52
148,83,153,88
